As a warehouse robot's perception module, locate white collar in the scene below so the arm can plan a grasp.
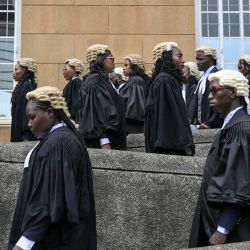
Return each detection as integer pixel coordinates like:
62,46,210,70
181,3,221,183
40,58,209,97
221,106,243,129
49,122,66,133
194,66,215,95
23,122,66,169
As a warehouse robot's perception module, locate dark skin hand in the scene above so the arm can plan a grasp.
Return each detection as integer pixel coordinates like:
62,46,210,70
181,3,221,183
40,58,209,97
101,143,111,149
199,123,211,129
209,231,228,245
13,246,23,250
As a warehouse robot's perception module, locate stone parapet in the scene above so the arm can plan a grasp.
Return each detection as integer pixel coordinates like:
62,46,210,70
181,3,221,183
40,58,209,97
1,129,248,250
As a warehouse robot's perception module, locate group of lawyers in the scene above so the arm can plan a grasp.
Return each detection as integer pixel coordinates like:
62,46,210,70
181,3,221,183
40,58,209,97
7,41,250,249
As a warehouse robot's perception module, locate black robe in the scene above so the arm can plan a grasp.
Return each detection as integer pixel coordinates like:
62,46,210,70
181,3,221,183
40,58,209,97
119,75,145,134
190,67,223,128
77,73,127,150
189,110,250,247
144,72,195,155
8,126,97,250
63,77,83,121
11,80,36,142
184,75,198,124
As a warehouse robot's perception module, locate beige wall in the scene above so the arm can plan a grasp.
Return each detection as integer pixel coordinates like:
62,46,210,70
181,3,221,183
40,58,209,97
21,0,196,89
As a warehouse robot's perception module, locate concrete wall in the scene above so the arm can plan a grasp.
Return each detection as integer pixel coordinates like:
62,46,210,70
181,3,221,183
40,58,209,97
21,0,196,88
1,130,250,249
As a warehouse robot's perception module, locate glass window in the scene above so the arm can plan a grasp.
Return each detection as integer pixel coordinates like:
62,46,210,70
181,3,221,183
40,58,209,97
0,0,17,119
243,0,250,10
244,13,250,36
223,13,240,37
198,0,250,69
223,0,239,11
208,0,218,11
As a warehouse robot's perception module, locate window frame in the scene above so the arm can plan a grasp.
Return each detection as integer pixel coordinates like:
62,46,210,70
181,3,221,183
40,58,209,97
195,0,249,69
0,0,21,124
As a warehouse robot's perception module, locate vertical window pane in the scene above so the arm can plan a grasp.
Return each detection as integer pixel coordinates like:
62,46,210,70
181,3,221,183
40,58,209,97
208,0,218,11
0,38,14,63
223,0,229,11
8,12,15,36
202,13,207,23
224,24,230,36
8,0,15,10
230,24,240,36
209,24,218,36
201,0,207,11
243,0,250,10
224,13,229,24
244,24,250,36
0,0,7,10
244,13,250,36
202,24,208,37
209,13,218,24
229,0,239,11
230,13,239,24
0,12,7,36
0,64,13,90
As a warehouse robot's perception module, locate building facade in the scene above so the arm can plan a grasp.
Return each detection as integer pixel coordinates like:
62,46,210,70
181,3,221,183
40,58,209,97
0,0,249,141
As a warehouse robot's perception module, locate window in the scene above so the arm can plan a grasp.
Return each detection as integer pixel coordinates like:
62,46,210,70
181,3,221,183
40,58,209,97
0,0,20,122
196,0,250,70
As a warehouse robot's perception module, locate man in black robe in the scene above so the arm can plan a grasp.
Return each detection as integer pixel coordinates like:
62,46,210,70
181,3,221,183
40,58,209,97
189,70,250,247
77,44,126,150
192,46,223,129
145,42,195,156
8,86,96,250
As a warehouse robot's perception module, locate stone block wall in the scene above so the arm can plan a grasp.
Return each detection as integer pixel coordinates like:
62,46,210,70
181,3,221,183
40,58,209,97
21,0,195,88
1,130,250,249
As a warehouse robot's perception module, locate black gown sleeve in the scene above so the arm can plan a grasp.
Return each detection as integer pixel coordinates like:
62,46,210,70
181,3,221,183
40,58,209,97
11,81,35,141
21,132,90,233
206,121,250,206
145,73,194,153
63,78,82,121
120,76,145,121
78,74,124,139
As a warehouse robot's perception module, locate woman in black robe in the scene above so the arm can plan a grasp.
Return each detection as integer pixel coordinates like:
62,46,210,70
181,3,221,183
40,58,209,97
62,58,83,121
144,42,195,156
11,58,38,142
119,54,149,134
8,86,96,250
77,44,126,150
189,70,250,247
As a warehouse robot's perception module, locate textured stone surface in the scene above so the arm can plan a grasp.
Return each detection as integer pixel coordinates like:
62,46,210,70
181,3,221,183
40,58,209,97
0,163,23,249
0,140,249,250
184,241,250,249
0,142,202,249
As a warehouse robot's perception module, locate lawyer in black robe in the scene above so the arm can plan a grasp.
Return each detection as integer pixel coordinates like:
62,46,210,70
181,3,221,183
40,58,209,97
78,44,126,150
120,76,145,133
11,58,38,142
8,86,97,250
78,73,126,149
63,77,82,121
145,42,195,155
189,111,250,247
62,59,84,121
189,70,250,247
11,81,36,141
